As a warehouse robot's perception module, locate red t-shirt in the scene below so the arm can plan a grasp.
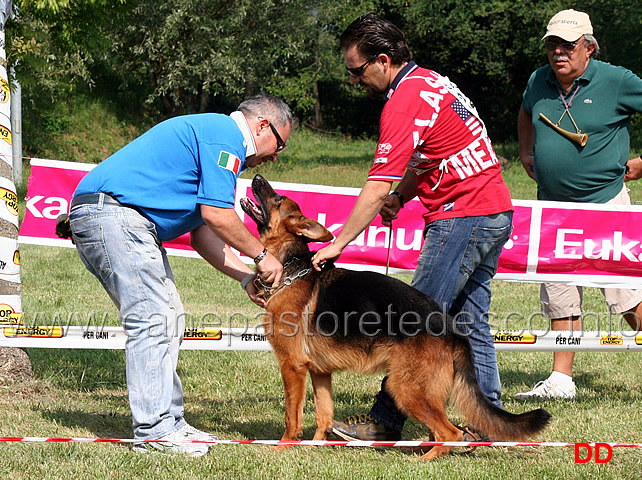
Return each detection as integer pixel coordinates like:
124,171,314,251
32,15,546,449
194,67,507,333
368,64,513,224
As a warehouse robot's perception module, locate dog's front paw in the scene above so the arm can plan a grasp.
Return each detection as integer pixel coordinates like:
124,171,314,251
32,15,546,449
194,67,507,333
271,444,292,452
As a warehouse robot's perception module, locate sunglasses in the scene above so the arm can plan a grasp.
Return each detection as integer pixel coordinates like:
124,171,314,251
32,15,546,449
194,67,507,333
268,121,287,153
345,54,379,77
544,38,581,52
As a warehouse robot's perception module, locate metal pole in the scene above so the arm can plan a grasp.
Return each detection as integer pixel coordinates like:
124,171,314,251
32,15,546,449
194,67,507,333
10,65,20,184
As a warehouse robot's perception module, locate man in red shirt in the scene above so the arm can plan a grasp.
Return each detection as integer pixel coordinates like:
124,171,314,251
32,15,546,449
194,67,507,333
311,13,513,441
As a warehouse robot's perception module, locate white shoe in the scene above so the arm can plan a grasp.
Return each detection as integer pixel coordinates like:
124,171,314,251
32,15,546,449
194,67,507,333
132,430,210,457
177,423,219,443
514,378,576,400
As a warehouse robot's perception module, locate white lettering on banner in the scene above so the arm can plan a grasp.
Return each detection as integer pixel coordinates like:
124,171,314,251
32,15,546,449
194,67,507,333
317,214,422,252
555,229,641,262
612,231,640,262
396,228,423,251
367,225,390,248
584,239,613,260
26,195,68,219
316,213,342,236
18,159,642,288
555,229,583,259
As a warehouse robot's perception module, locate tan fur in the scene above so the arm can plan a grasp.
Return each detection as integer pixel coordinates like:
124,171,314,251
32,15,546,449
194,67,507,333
244,175,550,461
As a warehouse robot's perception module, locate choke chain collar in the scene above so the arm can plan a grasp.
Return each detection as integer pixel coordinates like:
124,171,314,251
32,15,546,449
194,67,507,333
254,257,312,300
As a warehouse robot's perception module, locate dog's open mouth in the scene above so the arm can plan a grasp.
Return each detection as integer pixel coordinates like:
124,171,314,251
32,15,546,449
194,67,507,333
240,196,265,225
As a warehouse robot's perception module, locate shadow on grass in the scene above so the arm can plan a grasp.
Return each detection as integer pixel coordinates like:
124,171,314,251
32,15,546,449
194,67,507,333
28,348,126,391
500,369,639,403
41,405,131,439
190,391,379,441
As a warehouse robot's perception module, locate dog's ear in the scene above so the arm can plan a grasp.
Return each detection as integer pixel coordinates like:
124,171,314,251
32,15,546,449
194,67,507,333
286,216,334,243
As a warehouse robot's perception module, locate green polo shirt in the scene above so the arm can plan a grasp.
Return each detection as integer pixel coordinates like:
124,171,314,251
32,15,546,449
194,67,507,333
522,60,642,203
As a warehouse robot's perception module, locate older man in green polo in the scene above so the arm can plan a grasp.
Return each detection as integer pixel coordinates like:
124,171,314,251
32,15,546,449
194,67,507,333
516,9,642,400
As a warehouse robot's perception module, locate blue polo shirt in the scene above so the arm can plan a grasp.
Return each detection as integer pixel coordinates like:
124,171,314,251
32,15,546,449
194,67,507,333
74,112,253,241
522,60,642,203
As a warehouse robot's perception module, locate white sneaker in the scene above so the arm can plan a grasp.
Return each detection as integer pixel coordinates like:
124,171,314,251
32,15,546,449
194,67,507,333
514,378,576,401
177,423,219,443
132,430,209,457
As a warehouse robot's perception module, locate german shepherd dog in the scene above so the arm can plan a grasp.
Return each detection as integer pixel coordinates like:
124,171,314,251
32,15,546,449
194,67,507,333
241,175,550,460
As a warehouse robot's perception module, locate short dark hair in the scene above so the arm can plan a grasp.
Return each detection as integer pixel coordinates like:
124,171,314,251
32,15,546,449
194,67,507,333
340,13,412,66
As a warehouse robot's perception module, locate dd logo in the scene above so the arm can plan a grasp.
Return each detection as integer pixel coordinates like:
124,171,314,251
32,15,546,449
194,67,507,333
574,443,613,463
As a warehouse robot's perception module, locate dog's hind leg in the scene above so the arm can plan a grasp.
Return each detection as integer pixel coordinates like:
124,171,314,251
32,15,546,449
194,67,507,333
388,373,462,461
397,393,464,461
279,360,309,443
309,371,333,440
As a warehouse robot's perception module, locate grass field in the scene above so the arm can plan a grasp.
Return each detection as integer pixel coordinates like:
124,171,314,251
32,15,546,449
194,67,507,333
2,129,642,479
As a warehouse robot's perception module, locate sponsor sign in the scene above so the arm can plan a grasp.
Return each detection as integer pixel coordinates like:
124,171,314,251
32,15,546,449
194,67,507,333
18,159,642,288
2,326,641,352
4,325,63,338
493,332,537,344
184,328,222,340
0,301,22,325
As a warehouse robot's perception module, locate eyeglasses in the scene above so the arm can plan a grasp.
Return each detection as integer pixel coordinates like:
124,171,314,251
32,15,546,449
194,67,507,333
346,54,379,77
268,121,287,153
544,38,581,53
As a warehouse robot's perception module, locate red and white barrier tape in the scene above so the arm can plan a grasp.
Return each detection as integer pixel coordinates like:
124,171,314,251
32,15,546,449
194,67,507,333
1,437,640,448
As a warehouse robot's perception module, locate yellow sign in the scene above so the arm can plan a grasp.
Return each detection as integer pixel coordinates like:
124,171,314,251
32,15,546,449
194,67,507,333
0,78,9,104
600,333,623,346
0,188,19,216
493,332,537,344
4,326,64,338
0,125,11,145
0,304,23,326
183,328,222,340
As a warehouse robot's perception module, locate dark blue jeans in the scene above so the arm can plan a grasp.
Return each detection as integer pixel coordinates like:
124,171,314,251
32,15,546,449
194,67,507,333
369,211,513,431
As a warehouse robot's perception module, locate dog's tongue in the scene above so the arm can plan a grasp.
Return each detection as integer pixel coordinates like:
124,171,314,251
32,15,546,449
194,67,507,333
240,197,264,223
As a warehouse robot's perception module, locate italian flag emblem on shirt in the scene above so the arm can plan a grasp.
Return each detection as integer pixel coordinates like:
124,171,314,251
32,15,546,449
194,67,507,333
218,151,241,175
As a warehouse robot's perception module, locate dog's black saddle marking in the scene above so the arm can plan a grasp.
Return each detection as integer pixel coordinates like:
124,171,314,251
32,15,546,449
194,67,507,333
313,269,456,342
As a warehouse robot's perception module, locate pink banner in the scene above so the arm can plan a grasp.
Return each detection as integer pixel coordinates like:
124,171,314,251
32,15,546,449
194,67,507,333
19,159,642,288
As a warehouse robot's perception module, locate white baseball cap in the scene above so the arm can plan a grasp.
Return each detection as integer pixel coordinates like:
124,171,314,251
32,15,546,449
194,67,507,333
542,9,593,41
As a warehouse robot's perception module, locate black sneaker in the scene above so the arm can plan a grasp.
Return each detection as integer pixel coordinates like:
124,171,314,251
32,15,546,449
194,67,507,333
332,413,402,441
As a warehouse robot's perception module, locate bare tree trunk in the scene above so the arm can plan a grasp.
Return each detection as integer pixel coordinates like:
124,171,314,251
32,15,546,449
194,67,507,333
312,79,323,129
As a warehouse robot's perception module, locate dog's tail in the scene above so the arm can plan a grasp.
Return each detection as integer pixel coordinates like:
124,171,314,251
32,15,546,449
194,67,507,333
450,338,551,440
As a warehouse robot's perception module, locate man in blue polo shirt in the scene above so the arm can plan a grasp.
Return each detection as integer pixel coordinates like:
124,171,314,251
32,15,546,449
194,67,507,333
69,93,294,455
517,9,642,400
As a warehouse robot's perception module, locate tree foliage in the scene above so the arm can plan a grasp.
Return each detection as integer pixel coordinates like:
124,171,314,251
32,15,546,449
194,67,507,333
7,0,641,142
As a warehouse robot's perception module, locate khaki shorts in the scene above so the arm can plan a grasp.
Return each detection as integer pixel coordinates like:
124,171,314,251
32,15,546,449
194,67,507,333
540,185,642,318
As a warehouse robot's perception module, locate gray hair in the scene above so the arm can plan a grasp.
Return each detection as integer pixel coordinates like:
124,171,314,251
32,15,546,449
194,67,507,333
238,93,296,129
584,34,600,58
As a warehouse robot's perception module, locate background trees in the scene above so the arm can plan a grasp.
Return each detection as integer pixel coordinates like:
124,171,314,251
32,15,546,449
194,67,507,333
6,0,642,153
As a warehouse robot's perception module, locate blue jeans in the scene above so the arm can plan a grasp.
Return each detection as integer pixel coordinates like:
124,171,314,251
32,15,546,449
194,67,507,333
70,198,188,441
369,211,513,431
